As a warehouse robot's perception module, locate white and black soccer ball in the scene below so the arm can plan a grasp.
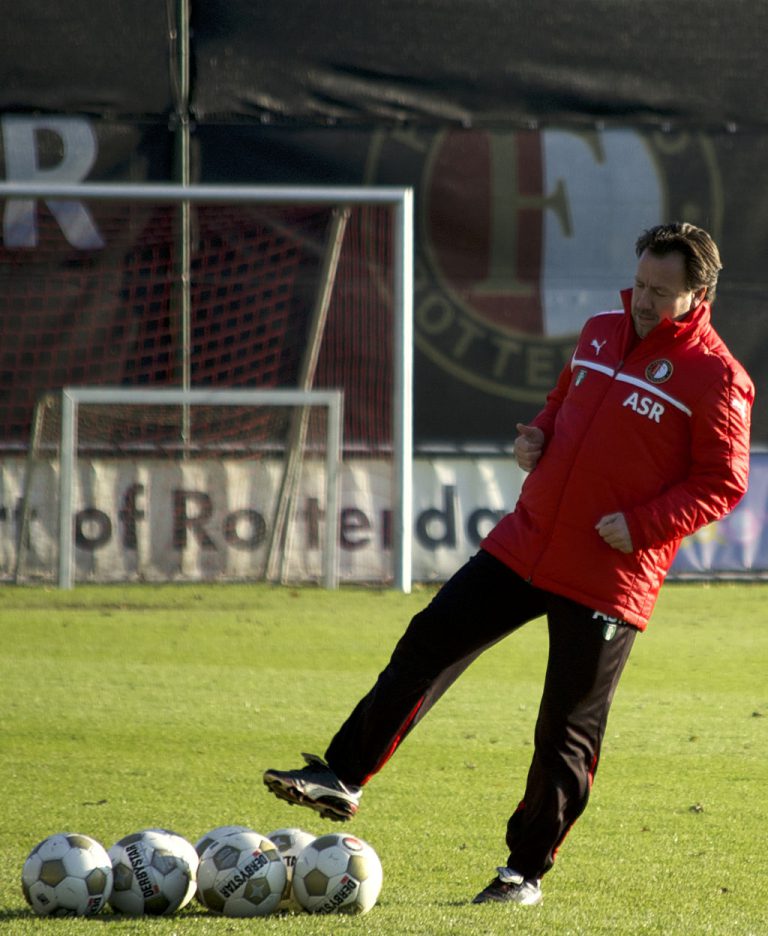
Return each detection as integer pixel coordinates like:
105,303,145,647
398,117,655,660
292,833,383,914
266,827,316,912
197,828,286,917
193,825,255,905
149,828,199,906
21,832,113,917
108,828,198,915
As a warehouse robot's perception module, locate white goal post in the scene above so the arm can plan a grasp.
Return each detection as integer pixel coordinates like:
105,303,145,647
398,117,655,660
0,180,415,591
55,387,344,589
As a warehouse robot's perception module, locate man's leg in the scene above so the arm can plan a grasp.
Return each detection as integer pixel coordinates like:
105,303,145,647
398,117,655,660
503,598,637,880
264,552,546,817
324,552,546,786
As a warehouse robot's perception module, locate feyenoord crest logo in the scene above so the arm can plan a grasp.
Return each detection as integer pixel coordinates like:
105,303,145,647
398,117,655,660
363,128,720,403
646,359,674,384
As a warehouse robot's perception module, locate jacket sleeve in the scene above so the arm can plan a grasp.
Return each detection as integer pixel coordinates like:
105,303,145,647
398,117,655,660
530,360,573,442
624,365,753,549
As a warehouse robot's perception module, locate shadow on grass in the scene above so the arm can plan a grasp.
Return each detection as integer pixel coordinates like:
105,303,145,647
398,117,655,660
0,906,217,923
0,910,32,921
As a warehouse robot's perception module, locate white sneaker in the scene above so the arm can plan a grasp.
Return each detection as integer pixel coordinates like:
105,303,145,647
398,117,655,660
263,752,362,821
472,867,543,905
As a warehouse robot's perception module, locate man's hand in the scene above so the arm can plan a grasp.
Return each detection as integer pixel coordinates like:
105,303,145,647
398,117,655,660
514,423,545,472
595,513,633,553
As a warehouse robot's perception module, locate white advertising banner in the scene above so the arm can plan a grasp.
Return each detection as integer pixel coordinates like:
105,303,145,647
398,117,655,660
1,454,766,584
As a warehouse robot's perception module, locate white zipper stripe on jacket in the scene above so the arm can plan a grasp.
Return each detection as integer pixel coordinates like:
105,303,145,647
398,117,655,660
571,357,693,416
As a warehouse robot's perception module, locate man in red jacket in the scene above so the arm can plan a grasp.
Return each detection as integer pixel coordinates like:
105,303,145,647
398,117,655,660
263,223,754,907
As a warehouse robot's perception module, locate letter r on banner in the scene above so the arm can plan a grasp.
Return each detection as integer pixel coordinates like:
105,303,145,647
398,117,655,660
1,115,105,248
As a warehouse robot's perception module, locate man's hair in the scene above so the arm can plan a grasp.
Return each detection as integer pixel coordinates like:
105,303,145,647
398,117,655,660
635,222,722,304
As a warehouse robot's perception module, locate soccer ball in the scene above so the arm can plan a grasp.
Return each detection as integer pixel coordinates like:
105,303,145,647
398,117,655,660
193,825,255,904
21,832,113,917
197,828,286,917
108,828,198,915
292,833,383,914
266,827,316,912
194,824,254,858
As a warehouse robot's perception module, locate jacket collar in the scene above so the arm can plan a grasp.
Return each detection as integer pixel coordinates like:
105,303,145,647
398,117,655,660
619,287,711,346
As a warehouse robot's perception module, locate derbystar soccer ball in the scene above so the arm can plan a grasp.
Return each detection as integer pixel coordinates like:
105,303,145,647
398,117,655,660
266,828,316,912
108,828,198,915
197,828,286,917
193,825,255,905
292,833,383,914
21,832,113,917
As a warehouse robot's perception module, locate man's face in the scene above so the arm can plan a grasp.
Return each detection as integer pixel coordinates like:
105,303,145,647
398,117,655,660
631,249,704,339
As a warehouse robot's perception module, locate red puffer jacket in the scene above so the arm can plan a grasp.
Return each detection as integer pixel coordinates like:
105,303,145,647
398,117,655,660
481,289,754,629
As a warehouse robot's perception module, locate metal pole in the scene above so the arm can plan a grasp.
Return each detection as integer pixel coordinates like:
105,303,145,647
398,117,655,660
14,393,54,582
0,182,412,205
58,390,77,589
266,206,350,583
324,392,343,589
393,189,414,593
175,0,193,447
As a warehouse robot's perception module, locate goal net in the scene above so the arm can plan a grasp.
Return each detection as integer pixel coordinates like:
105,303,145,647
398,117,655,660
1,185,413,588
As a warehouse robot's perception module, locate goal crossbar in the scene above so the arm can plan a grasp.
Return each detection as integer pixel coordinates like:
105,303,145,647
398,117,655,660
56,387,344,589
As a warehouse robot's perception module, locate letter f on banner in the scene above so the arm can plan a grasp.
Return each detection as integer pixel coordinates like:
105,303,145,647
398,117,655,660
475,132,572,298
1,115,105,248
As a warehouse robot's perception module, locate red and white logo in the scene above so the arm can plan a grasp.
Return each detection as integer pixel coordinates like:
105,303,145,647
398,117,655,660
645,359,674,384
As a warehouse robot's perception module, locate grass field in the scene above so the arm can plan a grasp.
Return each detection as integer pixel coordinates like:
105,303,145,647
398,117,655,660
1,580,766,935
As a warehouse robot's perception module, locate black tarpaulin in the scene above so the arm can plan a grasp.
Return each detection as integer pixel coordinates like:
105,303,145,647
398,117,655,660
0,0,178,118
190,0,768,129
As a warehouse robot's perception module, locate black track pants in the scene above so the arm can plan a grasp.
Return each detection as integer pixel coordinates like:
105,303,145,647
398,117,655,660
503,593,636,877
323,550,636,879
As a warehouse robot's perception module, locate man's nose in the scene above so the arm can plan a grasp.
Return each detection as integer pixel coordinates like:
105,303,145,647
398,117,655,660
636,287,653,309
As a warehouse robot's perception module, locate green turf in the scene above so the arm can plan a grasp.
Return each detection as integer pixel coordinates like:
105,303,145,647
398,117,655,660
1,581,766,934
